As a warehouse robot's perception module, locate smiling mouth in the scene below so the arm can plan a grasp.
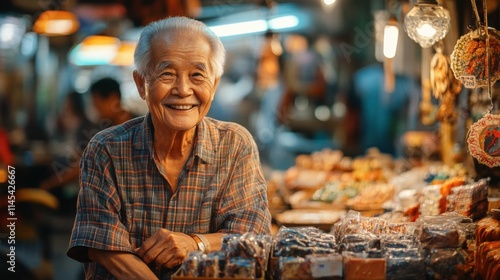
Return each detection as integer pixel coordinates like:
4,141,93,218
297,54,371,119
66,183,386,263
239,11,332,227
166,105,195,110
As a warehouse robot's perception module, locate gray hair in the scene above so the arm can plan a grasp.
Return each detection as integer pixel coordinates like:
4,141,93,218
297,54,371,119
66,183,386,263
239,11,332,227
134,16,226,78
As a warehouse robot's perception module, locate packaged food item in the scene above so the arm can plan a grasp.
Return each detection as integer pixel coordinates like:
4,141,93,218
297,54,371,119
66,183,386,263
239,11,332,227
177,232,273,279
447,178,490,219
415,215,466,249
424,248,467,279
274,226,337,258
280,257,310,280
342,252,386,280
178,251,203,277
198,251,225,278
224,257,255,279
385,248,424,280
306,254,343,279
224,233,272,278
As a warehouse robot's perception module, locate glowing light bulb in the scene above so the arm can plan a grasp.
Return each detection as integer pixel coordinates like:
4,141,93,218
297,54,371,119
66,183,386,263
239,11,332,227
404,0,450,48
383,22,399,58
416,23,437,38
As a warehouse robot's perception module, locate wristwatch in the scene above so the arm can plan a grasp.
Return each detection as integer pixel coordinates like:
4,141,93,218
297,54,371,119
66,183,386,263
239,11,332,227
189,234,206,253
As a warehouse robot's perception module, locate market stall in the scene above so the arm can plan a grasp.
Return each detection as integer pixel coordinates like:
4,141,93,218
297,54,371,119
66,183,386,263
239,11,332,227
172,0,500,279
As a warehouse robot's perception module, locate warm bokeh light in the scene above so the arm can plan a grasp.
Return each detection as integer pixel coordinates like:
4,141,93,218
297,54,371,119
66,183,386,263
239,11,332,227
69,35,121,66
33,10,80,36
383,23,399,58
111,41,137,66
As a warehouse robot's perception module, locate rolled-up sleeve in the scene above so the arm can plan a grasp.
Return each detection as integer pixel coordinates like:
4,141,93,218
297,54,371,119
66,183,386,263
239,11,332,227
67,139,134,262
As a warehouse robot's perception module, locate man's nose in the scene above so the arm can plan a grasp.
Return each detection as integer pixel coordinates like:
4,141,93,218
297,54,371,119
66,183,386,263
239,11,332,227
173,75,193,96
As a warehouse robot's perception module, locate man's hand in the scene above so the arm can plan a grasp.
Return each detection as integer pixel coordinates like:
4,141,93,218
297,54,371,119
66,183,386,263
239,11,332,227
134,229,197,268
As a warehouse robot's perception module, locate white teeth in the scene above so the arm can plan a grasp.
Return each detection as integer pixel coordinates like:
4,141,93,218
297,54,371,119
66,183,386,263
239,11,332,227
169,105,193,110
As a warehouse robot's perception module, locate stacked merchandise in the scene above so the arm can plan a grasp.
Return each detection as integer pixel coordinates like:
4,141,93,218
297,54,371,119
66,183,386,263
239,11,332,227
334,211,417,280
270,226,340,279
175,233,272,279
417,176,467,218
402,175,488,223
334,211,474,280
415,215,474,279
475,216,500,280
446,178,490,220
271,210,475,280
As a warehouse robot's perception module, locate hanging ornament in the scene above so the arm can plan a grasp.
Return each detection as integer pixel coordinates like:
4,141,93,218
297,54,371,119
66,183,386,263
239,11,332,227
450,27,500,88
403,0,451,48
429,43,462,124
430,46,462,99
467,113,500,167
466,0,500,168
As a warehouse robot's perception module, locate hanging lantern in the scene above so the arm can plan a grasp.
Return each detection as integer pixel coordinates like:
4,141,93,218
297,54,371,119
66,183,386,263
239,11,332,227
403,0,451,48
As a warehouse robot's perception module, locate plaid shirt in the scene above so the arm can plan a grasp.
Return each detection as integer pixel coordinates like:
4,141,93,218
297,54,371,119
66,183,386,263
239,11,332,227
67,114,272,279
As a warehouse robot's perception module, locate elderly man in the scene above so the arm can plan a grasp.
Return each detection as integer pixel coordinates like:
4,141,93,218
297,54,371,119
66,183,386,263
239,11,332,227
67,16,272,279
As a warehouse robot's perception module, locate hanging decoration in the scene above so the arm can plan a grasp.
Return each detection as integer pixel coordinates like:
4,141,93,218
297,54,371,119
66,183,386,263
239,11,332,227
430,43,462,124
468,113,500,168
450,27,500,89
464,0,500,168
403,0,451,48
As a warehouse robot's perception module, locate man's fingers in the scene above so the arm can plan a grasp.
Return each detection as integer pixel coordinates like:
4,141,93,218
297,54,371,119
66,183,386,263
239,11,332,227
134,229,190,267
144,246,171,265
135,234,161,258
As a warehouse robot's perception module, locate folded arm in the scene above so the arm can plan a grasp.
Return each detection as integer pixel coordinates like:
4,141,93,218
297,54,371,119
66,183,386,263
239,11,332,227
88,248,158,280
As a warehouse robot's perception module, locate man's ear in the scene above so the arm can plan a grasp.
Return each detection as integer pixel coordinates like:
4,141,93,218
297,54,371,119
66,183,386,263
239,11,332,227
133,70,146,100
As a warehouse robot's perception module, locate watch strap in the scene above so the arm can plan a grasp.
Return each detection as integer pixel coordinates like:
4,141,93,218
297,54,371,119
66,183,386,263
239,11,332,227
189,233,206,253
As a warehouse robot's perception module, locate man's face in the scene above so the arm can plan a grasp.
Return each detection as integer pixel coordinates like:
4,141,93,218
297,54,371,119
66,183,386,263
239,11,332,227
134,31,220,132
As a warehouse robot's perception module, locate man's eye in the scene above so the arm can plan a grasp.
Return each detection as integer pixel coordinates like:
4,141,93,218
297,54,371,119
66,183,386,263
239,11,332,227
192,72,205,79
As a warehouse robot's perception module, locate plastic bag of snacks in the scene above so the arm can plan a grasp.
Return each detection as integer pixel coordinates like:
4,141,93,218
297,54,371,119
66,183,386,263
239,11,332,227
415,215,466,249
223,233,272,278
176,232,272,279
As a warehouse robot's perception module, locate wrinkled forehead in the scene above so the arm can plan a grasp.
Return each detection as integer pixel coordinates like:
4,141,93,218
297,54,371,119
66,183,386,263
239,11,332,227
153,29,209,47
149,30,213,71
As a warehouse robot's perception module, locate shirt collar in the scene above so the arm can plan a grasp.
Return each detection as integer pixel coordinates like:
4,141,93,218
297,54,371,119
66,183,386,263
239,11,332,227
194,117,216,165
134,113,216,165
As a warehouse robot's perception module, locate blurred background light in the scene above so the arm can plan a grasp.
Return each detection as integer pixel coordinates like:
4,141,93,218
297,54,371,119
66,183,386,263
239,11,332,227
210,19,268,38
383,16,399,58
32,10,80,36
208,15,299,38
69,35,120,66
268,15,299,30
0,16,26,50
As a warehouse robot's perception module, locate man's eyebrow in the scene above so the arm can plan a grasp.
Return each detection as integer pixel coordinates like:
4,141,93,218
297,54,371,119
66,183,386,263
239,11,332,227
193,62,207,71
156,61,207,72
157,61,172,71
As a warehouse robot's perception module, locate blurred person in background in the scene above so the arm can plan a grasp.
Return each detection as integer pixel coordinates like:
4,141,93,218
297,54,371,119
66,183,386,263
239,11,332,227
39,91,98,214
67,16,271,279
278,33,327,130
90,77,139,129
